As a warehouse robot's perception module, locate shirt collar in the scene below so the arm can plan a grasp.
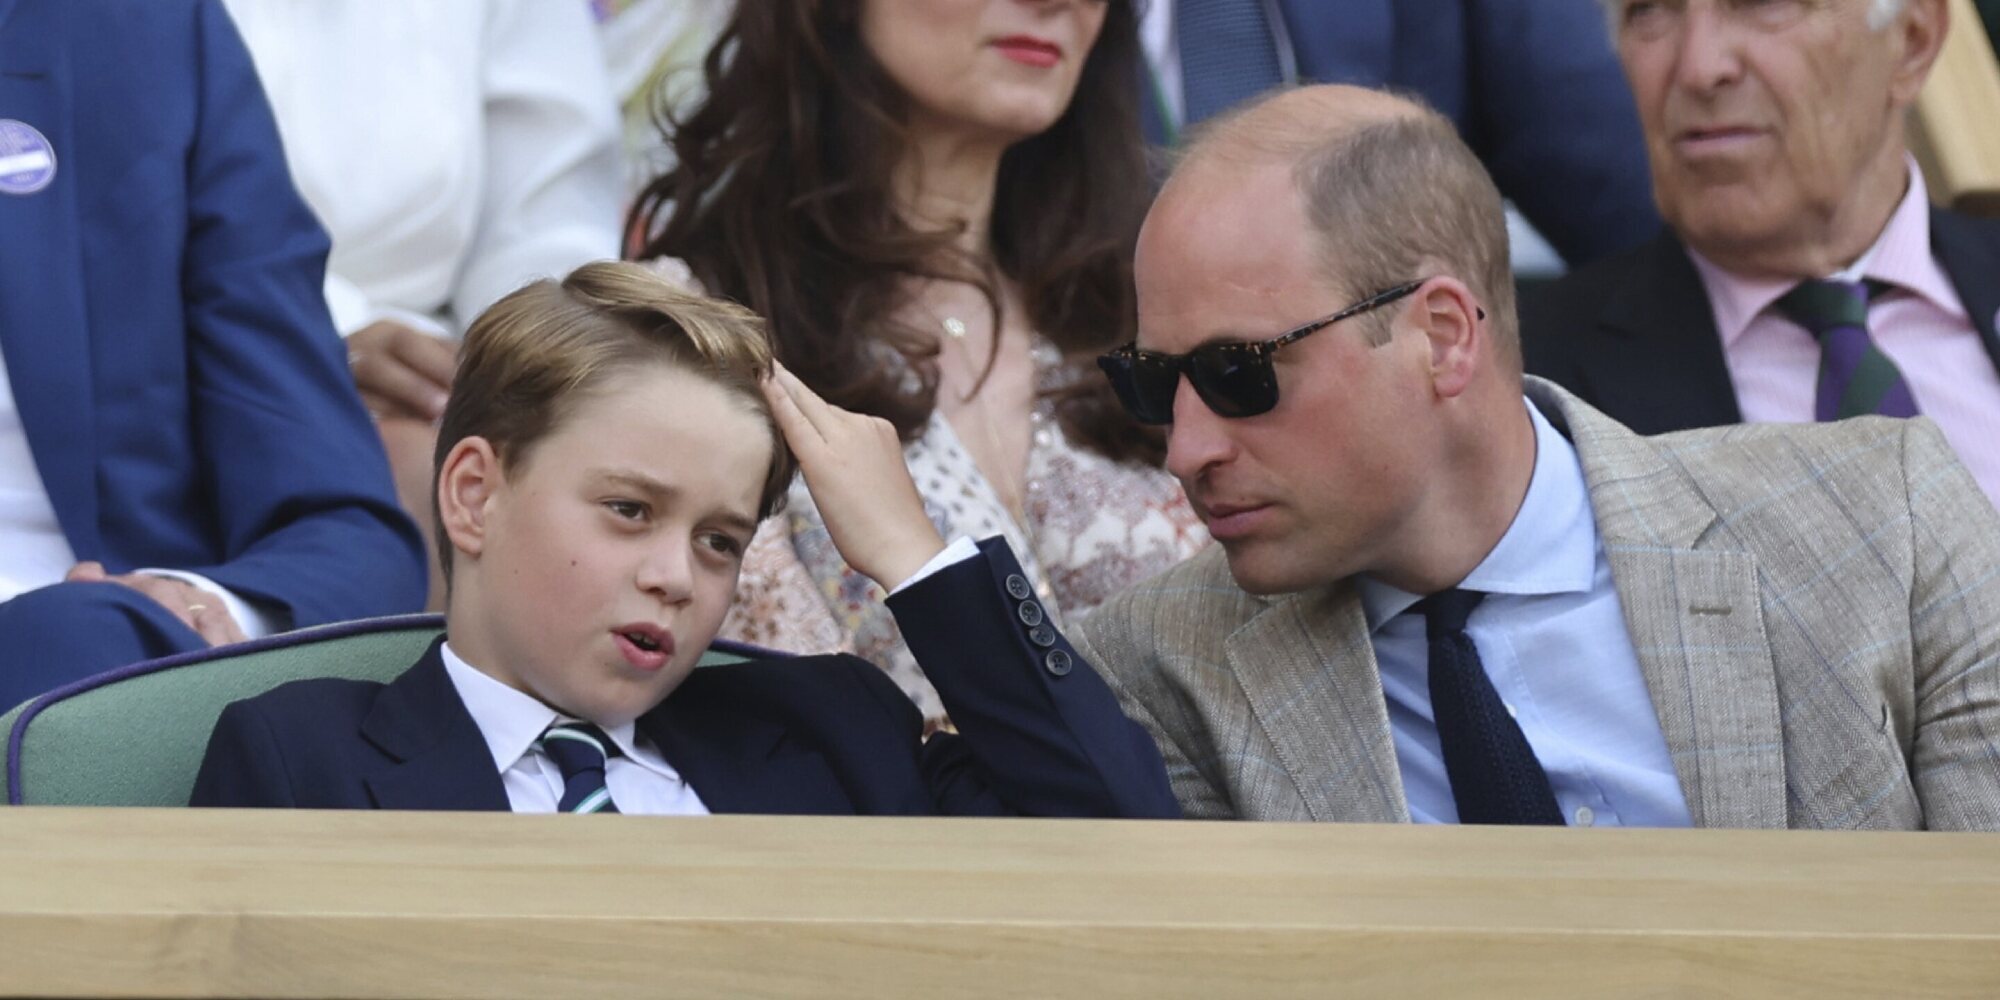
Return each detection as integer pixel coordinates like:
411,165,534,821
438,641,679,781
1688,156,1966,348
1359,400,1598,632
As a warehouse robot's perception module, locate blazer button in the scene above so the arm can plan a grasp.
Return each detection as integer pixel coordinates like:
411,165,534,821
1005,574,1032,600
1029,624,1057,648
1017,601,1044,627
1044,649,1073,676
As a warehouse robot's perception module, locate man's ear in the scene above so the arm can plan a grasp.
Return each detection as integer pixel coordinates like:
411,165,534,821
1886,0,1947,108
438,437,503,562
1417,278,1485,399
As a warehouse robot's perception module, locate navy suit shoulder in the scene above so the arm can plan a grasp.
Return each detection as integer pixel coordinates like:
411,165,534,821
191,675,430,810
1521,231,1744,435
1929,207,2000,366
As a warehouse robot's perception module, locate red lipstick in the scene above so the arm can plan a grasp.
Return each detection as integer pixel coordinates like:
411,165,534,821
992,35,1062,68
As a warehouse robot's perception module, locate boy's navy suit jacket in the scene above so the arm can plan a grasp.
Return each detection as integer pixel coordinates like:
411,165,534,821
189,539,1180,819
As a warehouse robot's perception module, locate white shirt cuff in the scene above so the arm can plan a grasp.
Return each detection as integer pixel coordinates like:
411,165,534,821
135,569,288,640
886,535,982,596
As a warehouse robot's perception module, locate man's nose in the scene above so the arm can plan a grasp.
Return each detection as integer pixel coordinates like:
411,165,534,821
1671,3,1747,96
1164,377,1237,485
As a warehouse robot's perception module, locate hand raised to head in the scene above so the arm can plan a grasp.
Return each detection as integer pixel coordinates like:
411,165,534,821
761,363,945,592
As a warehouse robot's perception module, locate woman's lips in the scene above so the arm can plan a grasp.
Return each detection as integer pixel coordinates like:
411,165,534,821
992,36,1062,68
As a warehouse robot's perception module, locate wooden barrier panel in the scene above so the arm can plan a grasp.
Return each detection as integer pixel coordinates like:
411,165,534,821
1913,0,2000,215
3,808,2000,999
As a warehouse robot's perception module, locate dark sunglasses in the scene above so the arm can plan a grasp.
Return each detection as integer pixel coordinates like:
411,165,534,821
1097,279,1428,425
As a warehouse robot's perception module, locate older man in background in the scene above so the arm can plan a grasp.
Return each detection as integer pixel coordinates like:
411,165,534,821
1080,84,2000,830
1523,0,2000,510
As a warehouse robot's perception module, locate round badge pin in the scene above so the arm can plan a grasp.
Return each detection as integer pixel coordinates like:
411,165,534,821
0,119,58,196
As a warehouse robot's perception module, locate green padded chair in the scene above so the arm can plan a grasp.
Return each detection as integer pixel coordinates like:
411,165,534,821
2,614,755,806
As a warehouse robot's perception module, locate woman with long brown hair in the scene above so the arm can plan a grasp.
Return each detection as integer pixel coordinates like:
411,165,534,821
630,0,1204,723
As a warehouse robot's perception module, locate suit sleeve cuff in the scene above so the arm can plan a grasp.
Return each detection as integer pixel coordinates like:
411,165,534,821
135,569,289,639
887,535,983,596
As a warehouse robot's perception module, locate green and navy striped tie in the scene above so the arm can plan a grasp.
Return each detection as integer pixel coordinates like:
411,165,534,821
538,720,621,814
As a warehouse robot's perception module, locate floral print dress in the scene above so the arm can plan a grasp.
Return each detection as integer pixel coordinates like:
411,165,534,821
719,339,1208,725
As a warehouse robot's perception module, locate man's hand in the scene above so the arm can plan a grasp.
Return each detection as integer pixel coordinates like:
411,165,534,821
346,320,457,421
763,362,946,592
64,562,247,647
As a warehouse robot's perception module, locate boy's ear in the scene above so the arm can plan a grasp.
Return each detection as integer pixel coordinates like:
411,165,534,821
438,437,503,562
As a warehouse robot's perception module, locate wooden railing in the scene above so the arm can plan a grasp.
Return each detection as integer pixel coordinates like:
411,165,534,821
3,808,1999,998
1913,0,2000,215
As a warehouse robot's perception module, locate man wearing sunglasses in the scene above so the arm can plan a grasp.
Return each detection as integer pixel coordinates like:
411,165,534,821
1078,85,2000,831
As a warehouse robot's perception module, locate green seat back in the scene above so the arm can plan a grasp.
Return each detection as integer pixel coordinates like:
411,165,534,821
3,615,753,806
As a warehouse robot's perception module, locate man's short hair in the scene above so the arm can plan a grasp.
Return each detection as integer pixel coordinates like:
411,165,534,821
1292,109,1517,368
1183,92,1519,370
432,261,797,581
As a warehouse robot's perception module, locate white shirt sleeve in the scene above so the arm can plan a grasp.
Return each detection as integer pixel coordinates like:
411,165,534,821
886,535,983,597
134,569,289,640
450,0,625,327
326,273,452,340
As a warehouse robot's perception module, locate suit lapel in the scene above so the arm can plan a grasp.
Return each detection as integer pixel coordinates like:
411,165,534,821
1534,381,1787,829
359,642,512,811
640,675,846,815
1928,208,2000,375
1586,233,1744,434
0,14,102,557
1226,583,1409,823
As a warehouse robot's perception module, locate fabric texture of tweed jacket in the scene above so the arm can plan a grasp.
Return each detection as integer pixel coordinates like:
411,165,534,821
1075,377,2000,830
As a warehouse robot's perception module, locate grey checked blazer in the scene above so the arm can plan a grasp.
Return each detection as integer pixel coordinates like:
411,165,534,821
1075,378,2000,829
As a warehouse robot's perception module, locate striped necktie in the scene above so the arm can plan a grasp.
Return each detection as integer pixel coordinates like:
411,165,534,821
538,720,622,814
1176,0,1286,124
1415,590,1566,826
1772,279,1921,421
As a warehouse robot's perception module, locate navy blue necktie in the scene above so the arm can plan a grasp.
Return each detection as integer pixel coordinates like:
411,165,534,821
1415,590,1566,825
538,720,622,814
1176,0,1286,124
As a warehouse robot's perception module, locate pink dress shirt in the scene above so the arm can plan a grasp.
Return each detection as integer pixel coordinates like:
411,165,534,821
1688,164,2000,510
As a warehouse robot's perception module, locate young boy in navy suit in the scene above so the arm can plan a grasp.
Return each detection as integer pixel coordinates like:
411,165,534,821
190,262,1177,818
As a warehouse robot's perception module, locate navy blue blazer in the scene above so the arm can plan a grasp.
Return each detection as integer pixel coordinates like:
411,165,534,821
0,0,426,623
190,540,1181,818
1145,0,1661,265
1520,214,2000,435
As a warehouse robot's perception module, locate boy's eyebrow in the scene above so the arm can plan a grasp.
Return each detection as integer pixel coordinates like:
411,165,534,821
597,468,675,498
596,468,760,535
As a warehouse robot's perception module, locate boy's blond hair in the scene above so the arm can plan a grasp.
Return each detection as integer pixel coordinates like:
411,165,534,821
433,261,797,581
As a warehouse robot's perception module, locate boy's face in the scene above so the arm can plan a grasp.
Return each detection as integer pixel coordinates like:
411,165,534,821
447,364,773,728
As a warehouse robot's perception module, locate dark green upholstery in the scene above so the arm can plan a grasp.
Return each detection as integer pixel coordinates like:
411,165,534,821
2,615,752,807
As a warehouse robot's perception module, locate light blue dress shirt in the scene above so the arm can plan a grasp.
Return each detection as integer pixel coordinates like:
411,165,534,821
1358,401,1694,828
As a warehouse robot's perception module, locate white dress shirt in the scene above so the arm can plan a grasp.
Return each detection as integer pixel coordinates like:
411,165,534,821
220,0,623,338
1358,400,1693,828
440,641,711,816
